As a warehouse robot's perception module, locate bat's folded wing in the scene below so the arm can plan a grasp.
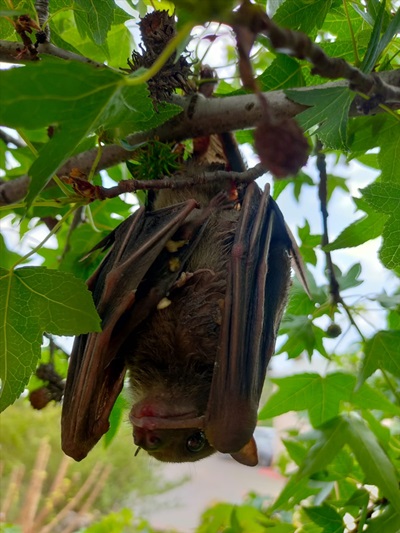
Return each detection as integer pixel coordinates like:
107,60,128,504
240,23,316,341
62,199,202,460
205,182,293,459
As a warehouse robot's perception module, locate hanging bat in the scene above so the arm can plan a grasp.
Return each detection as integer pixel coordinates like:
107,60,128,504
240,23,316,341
61,149,306,467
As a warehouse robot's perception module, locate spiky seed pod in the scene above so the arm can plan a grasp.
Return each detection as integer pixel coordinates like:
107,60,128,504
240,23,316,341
128,11,193,101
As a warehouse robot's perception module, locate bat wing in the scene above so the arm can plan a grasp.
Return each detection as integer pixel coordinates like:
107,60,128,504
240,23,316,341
62,199,209,460
205,182,293,458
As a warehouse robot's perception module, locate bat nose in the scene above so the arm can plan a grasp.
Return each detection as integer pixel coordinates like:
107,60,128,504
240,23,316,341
133,427,162,450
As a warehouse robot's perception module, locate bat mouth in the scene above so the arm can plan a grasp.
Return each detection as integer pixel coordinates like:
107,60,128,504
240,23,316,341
129,412,205,430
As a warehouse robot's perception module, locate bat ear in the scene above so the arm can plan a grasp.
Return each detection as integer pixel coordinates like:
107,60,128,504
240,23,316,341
230,437,258,467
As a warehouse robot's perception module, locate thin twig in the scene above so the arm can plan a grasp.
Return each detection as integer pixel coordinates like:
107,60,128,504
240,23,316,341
316,140,366,340
96,163,266,200
316,140,341,305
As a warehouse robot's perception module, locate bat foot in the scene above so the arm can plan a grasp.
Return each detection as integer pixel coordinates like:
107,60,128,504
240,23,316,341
209,190,235,211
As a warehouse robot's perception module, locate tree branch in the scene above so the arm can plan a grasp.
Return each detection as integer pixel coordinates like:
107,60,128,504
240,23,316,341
0,70,399,207
0,40,108,68
69,163,266,201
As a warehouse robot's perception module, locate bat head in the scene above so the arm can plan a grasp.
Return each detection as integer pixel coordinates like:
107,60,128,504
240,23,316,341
130,403,259,466
133,426,215,462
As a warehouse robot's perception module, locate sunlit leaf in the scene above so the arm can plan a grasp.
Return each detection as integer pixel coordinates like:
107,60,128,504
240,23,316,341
273,0,332,33
285,87,354,150
304,504,344,533
359,330,400,384
362,182,400,273
259,373,354,427
0,58,156,206
298,417,348,478
0,267,101,411
343,414,400,515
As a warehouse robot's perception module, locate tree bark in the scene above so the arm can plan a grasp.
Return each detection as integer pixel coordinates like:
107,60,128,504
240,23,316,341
0,69,399,206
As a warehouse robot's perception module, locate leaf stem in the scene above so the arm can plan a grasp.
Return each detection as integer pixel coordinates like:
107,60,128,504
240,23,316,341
17,129,39,157
88,140,103,183
84,204,102,233
343,0,360,66
0,197,84,211
12,205,78,268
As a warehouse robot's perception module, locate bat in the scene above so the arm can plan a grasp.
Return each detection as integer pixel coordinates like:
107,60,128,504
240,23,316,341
61,143,306,467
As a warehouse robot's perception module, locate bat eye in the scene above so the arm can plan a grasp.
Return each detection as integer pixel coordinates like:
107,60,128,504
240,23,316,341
186,431,206,453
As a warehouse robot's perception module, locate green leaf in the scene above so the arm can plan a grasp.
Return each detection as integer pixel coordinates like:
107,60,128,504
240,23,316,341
378,124,400,184
0,266,101,412
361,0,386,72
362,1,400,72
359,330,400,384
352,382,400,416
0,235,22,269
320,40,367,63
364,504,400,533
257,55,305,91
278,315,328,358
285,87,354,150
298,221,320,266
332,263,363,291
283,438,309,466
272,475,319,511
324,211,387,251
199,503,233,532
123,100,183,135
324,5,364,40
343,414,400,514
273,0,332,33
104,394,129,448
304,504,344,533
74,0,116,46
326,175,349,201
259,373,355,427
363,182,400,214
344,487,370,508
362,410,391,446
285,276,326,316
273,171,314,202
361,182,400,273
0,58,156,206
349,115,400,183
298,417,348,478
85,508,134,532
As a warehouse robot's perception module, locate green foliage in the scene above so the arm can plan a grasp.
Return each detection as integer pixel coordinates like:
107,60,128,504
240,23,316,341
0,266,101,411
0,0,399,531
82,508,157,532
285,87,354,150
0,60,181,205
362,181,400,273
